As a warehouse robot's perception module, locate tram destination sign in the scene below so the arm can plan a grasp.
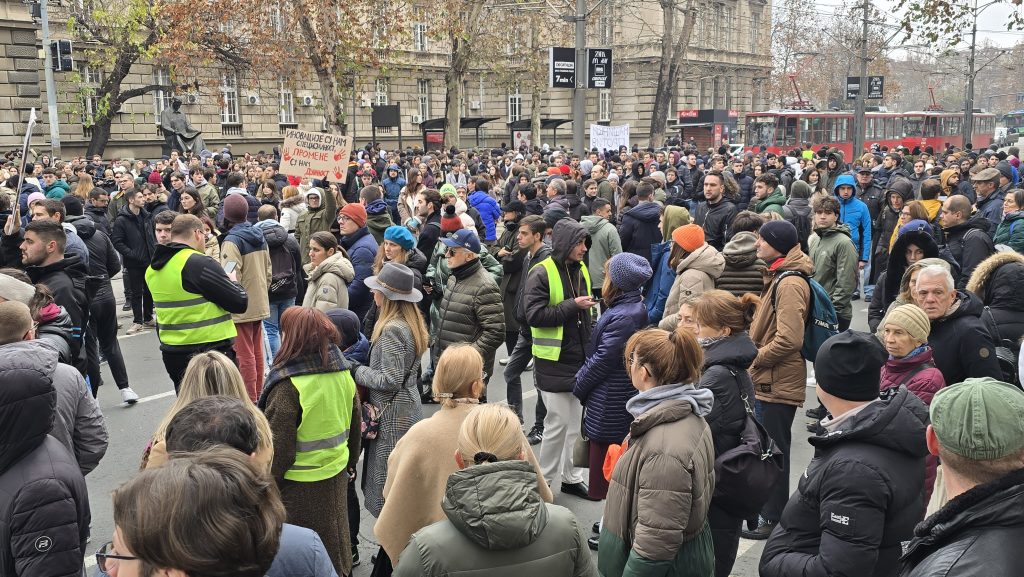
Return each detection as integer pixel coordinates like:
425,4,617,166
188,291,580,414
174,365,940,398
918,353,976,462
550,47,576,89
846,76,884,100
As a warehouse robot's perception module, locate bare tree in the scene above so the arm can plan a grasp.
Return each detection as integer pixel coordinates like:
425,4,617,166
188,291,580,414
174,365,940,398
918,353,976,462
647,0,697,147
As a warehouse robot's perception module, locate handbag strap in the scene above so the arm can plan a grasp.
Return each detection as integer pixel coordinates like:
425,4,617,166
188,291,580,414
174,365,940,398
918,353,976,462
726,367,778,459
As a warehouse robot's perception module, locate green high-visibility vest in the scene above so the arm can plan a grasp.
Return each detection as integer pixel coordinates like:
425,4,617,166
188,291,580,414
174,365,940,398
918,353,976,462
286,370,356,482
145,249,237,346
530,257,591,361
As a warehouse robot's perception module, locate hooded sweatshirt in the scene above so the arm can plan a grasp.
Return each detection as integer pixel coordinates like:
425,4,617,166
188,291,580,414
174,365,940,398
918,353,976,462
365,198,394,245
618,200,662,262
581,214,621,290
220,222,271,323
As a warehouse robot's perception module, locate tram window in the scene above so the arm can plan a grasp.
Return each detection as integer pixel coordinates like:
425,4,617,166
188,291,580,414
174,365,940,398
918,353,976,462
885,118,893,139
746,117,776,148
824,118,834,143
784,117,797,146
775,117,786,146
925,117,938,137
839,118,849,141
905,117,923,137
810,117,823,143
801,118,811,141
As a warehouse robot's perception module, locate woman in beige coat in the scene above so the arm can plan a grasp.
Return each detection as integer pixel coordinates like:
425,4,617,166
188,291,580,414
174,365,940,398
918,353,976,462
303,231,355,312
374,345,552,571
660,224,725,330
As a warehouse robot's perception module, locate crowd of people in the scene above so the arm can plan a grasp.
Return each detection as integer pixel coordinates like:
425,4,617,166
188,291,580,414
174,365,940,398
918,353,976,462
0,136,1023,577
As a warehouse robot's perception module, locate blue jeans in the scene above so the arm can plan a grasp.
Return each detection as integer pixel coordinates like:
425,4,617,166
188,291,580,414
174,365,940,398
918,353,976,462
263,298,294,362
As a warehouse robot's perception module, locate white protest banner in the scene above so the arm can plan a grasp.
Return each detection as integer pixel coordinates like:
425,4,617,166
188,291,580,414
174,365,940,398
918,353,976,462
589,124,629,153
513,130,531,149
280,129,352,183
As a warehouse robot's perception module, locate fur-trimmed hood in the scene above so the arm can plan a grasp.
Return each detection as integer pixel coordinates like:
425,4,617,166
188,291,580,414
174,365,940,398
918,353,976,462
966,251,1024,309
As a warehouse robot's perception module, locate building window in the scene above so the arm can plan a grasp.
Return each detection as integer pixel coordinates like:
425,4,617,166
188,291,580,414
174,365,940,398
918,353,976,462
752,78,766,110
153,67,174,124
374,78,389,105
417,79,430,119
460,80,467,117
413,23,427,51
279,80,294,124
712,5,723,49
725,76,733,109
723,6,734,48
713,77,721,108
507,84,522,122
220,72,239,124
80,63,103,85
269,4,282,32
699,78,709,109
597,5,613,45
599,89,611,121
82,94,100,124
751,9,762,52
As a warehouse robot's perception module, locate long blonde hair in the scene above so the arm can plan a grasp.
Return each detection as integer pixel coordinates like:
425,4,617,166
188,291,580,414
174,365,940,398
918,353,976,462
73,173,93,200
372,297,429,356
373,240,409,274
457,404,526,466
151,352,273,459
433,344,483,407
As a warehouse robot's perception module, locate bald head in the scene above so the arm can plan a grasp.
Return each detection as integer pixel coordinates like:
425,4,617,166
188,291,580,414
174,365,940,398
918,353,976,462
0,301,33,345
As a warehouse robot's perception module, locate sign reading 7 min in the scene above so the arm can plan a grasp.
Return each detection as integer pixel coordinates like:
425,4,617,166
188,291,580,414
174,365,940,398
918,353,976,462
587,48,612,89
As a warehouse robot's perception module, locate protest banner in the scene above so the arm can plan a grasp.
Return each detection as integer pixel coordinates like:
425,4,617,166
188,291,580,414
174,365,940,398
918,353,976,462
589,124,629,153
280,129,352,183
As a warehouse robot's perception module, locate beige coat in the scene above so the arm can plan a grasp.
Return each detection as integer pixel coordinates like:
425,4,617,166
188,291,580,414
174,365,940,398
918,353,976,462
302,252,355,312
663,243,726,318
375,402,552,562
219,230,272,323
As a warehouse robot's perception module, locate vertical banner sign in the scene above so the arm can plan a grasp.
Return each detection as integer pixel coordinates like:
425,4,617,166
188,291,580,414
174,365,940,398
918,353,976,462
513,130,532,149
280,129,352,183
846,77,860,100
587,48,613,89
867,76,884,99
549,47,576,89
589,123,629,152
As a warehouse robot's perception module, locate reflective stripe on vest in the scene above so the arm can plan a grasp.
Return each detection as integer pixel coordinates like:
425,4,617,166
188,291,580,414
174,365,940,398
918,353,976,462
145,249,237,346
286,370,356,482
529,257,591,361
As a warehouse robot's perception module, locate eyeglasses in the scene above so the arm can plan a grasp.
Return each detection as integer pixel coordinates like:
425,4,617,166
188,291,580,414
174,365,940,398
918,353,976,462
95,541,139,573
337,215,351,224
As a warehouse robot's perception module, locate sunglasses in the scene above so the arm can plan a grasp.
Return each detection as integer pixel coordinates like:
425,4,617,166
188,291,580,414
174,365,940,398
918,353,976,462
445,247,462,257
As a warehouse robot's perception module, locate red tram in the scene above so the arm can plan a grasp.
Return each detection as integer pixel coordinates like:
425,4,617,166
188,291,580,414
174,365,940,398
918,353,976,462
745,110,995,158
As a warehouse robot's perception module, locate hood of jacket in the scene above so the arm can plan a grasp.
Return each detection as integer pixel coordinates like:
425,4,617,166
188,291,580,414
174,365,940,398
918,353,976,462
945,213,992,236
550,218,589,263
224,222,266,253
0,341,58,474
280,195,305,210
755,187,786,211
623,200,661,223
68,214,96,240
885,177,915,207
832,173,857,195
702,333,757,371
827,149,846,172
884,229,941,303
441,460,548,550
676,243,726,278
661,205,691,241
150,242,197,270
27,253,86,283
581,214,613,237
254,220,289,249
966,251,1024,310
365,198,389,216
814,223,853,239
810,386,929,458
307,251,355,283
723,232,762,269
226,186,250,197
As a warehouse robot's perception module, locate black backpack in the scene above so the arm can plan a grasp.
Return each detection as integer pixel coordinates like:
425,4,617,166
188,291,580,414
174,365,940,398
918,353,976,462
267,244,297,299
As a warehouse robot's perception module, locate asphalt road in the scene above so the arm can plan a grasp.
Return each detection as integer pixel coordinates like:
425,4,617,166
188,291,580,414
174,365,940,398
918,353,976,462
83,275,871,576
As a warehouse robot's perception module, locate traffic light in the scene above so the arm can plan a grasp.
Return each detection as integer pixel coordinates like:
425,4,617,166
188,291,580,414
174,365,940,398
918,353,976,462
50,39,72,72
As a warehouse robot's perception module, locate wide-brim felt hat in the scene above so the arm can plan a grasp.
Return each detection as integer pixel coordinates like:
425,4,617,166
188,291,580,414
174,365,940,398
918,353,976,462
364,262,422,303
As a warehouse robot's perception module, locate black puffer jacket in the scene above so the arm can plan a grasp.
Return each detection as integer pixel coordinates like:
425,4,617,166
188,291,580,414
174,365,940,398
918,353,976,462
898,468,1024,577
944,215,994,290
617,201,661,262
69,215,120,302
523,219,593,391
966,251,1024,348
0,339,90,577
761,386,929,577
694,198,738,251
434,257,505,374
698,333,757,458
928,290,1001,386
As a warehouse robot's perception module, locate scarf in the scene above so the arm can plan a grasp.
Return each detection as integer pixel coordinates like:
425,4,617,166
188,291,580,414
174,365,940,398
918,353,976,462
258,344,348,409
625,382,714,418
697,335,728,348
892,344,929,361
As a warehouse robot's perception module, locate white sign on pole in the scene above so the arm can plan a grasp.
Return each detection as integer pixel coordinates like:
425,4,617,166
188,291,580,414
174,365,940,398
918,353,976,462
589,124,629,153
513,130,532,149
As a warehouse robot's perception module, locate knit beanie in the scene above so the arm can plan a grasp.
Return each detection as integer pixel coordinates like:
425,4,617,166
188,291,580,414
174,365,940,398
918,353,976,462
882,304,930,344
26,192,46,207
759,220,799,255
607,252,653,292
672,224,705,253
223,194,249,224
814,330,887,402
326,308,362,350
340,203,367,228
441,204,462,233
147,171,163,184
0,273,35,305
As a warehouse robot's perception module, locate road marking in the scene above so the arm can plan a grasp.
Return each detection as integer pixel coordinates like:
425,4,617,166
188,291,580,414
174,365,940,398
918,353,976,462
736,537,759,559
134,390,176,405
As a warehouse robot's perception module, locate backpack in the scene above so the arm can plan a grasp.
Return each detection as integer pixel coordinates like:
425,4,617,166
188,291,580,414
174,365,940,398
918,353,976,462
982,307,1021,387
770,270,839,362
712,370,785,519
782,204,812,253
267,244,296,299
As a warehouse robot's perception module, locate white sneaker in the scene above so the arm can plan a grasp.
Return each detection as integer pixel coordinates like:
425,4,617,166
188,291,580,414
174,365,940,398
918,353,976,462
499,358,509,366
125,323,148,335
121,387,139,405
525,358,535,371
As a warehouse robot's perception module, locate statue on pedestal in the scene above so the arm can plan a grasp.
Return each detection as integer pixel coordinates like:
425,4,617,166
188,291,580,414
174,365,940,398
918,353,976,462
159,98,206,157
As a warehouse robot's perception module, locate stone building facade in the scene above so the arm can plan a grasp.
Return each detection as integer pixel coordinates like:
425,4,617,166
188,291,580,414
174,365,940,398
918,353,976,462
0,0,771,157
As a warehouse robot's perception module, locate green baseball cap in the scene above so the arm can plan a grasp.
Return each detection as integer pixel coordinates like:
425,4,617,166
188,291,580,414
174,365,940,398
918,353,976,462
930,377,1024,460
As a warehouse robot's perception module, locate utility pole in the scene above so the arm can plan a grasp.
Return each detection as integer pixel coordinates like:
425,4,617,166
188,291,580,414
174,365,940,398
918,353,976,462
572,0,586,155
964,0,978,150
852,0,868,160
38,0,62,158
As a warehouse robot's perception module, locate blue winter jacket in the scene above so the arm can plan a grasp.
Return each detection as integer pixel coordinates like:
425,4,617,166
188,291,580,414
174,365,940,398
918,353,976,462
833,175,872,261
381,173,406,204
574,289,647,443
644,240,674,325
468,190,501,242
339,226,379,322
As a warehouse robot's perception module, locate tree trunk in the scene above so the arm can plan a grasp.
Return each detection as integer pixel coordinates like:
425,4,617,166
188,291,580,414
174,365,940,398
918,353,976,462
294,11,348,135
86,116,113,158
444,65,462,151
648,0,695,147
530,89,541,150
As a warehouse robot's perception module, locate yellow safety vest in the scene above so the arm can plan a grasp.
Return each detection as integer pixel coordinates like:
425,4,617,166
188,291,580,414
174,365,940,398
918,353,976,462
286,371,356,482
145,248,237,346
530,257,591,361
